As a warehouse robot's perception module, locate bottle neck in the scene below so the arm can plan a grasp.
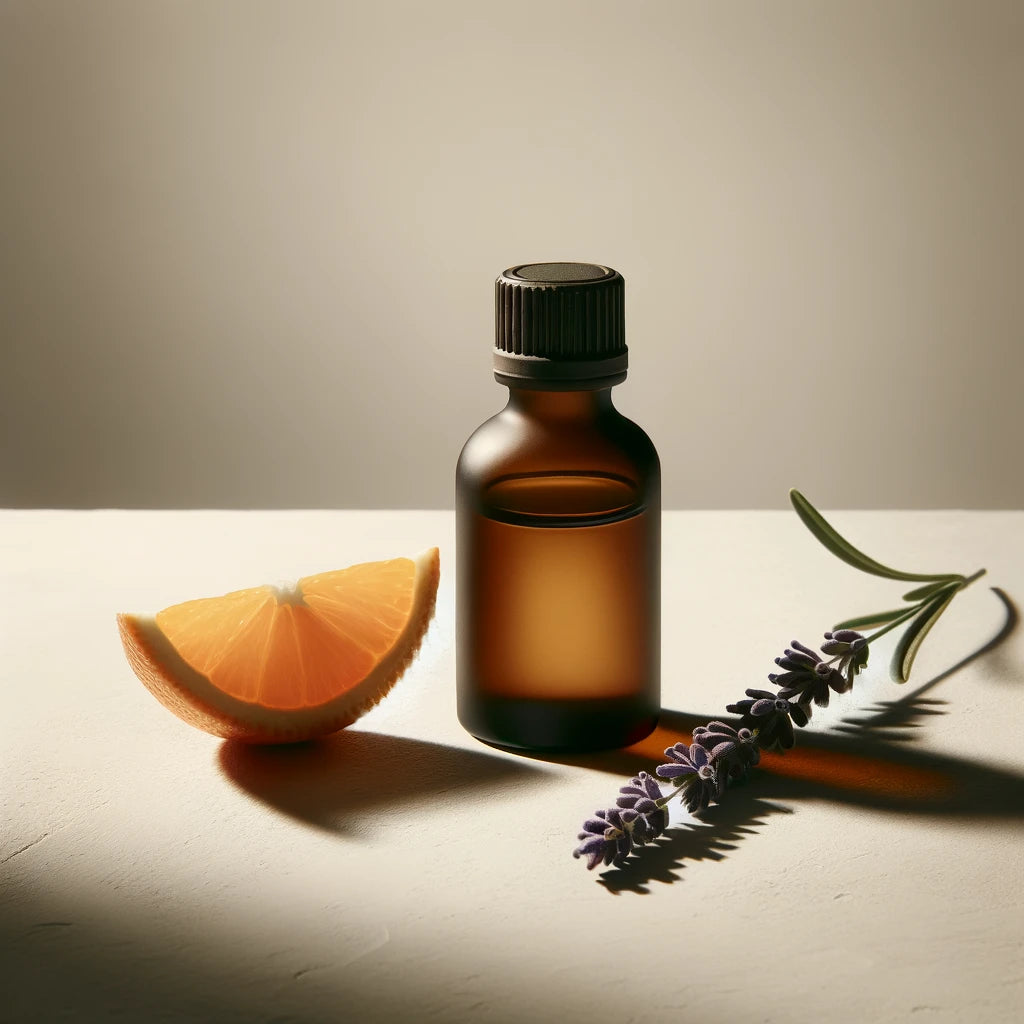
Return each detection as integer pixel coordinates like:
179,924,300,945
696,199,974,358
504,386,615,421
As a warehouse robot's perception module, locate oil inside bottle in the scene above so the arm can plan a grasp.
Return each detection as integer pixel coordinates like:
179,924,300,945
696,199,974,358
456,470,659,752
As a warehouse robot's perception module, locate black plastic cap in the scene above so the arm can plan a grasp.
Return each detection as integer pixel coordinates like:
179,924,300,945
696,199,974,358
494,262,628,389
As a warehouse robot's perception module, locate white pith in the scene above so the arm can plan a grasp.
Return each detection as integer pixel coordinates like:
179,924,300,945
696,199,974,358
270,581,306,606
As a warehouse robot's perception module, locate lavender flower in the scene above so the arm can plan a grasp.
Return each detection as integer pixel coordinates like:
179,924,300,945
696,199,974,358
572,772,670,870
821,629,869,687
656,742,721,813
693,720,760,780
770,639,850,707
726,688,809,751
572,808,636,870
615,771,670,843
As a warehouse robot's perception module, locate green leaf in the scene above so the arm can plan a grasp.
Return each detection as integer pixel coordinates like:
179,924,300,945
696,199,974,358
833,608,915,630
789,490,962,584
890,584,960,683
902,580,961,602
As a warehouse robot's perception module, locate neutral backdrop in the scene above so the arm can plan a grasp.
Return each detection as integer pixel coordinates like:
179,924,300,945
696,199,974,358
2,0,1021,510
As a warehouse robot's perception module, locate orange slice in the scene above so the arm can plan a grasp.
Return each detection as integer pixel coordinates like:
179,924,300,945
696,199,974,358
118,548,440,744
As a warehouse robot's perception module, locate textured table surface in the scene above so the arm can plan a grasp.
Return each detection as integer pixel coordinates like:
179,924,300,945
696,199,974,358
2,509,1022,1023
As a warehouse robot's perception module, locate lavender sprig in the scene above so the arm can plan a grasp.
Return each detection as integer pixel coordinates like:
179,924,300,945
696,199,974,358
573,491,988,872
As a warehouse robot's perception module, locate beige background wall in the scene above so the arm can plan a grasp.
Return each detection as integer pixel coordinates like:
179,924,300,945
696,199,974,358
2,0,1021,510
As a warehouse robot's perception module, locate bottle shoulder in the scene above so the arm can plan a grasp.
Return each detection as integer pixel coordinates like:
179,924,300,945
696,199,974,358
607,411,660,464
456,402,659,491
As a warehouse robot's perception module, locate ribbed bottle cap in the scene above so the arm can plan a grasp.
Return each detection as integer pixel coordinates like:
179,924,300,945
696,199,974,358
494,262,627,389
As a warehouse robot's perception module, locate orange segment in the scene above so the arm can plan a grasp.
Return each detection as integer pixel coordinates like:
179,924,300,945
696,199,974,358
118,548,440,743
302,558,416,654
156,588,276,700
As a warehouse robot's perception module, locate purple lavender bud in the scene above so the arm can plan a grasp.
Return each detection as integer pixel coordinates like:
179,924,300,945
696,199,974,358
775,652,816,672
788,701,810,728
790,640,821,658
823,628,866,647
574,835,610,870
616,770,664,807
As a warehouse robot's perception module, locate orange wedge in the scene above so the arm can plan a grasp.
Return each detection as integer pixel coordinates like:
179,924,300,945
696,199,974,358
118,548,440,744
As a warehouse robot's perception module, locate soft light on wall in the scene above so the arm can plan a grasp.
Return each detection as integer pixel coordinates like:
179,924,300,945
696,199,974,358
2,0,1021,509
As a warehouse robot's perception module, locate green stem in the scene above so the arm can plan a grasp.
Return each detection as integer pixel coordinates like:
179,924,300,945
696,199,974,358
656,789,683,809
859,567,986,645
864,603,928,643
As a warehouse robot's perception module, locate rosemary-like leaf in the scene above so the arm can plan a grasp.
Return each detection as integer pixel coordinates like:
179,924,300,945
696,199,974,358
890,583,960,682
902,580,960,602
833,608,913,630
789,489,961,585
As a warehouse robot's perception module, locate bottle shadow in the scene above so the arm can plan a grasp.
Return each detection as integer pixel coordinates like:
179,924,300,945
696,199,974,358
218,731,552,835
557,587,1023,891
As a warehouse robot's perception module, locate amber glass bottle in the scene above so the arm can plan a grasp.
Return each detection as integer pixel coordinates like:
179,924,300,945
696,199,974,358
456,263,660,753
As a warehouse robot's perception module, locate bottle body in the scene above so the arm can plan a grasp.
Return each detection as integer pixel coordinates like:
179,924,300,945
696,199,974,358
456,387,660,752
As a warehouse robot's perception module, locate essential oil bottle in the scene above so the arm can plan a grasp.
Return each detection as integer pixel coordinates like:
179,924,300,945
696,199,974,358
456,262,660,753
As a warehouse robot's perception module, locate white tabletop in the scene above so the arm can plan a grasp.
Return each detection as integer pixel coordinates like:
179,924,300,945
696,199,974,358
3,509,1022,1023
